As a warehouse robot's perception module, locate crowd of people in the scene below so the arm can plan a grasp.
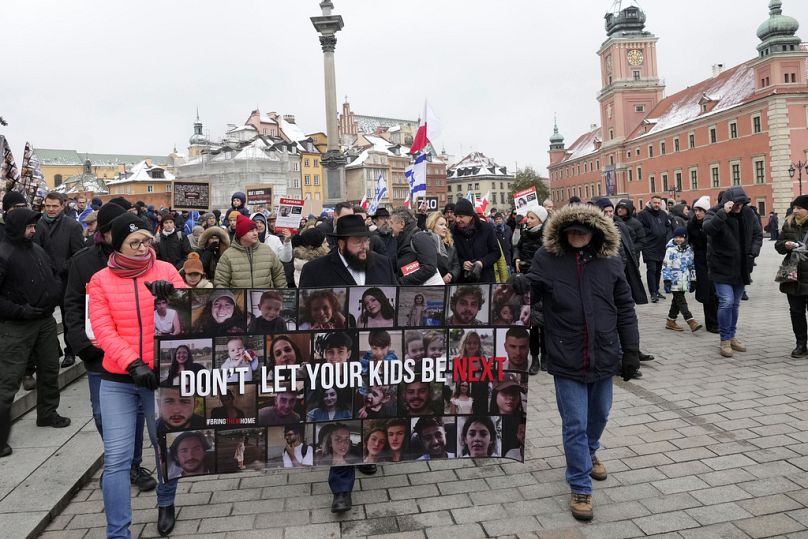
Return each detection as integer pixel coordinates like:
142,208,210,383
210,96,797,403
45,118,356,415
0,182,801,533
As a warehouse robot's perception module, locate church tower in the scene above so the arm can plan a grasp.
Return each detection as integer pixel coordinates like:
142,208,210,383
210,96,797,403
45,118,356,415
187,110,209,159
752,0,807,92
597,1,665,147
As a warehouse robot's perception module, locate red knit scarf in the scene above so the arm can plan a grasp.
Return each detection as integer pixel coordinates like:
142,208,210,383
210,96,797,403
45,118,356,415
108,248,156,279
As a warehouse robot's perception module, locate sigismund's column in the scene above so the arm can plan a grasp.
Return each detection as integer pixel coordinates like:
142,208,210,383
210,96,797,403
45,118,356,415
311,0,347,204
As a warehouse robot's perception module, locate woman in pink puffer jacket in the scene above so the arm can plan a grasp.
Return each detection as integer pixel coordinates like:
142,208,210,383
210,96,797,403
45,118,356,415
88,213,185,538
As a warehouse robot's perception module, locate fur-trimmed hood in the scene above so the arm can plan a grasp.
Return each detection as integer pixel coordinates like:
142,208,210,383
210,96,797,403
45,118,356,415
293,243,330,262
198,226,230,250
542,204,620,257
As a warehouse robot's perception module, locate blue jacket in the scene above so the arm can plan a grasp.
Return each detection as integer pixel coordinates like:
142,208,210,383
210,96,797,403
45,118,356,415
662,240,695,292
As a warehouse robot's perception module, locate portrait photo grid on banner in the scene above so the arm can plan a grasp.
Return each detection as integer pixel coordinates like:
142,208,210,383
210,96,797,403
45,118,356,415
155,284,530,479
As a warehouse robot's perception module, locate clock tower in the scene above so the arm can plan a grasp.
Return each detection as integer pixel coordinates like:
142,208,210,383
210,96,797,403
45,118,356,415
597,1,665,147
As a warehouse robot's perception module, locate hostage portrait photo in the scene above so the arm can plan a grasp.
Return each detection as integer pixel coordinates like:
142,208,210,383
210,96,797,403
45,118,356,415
448,327,495,362
298,288,349,330
267,424,316,468
313,420,362,466
457,415,502,458
158,338,213,386
313,330,359,364
214,334,264,383
154,289,191,336
257,386,306,427
411,416,456,460
216,428,266,473
247,288,298,332
490,284,530,326
204,385,257,426
191,288,248,335
397,286,446,327
155,387,206,433
357,329,402,374
348,286,397,328
166,429,216,479
265,333,312,375
446,285,490,326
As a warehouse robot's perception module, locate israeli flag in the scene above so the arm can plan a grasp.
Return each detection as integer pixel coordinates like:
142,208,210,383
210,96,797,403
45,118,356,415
405,153,427,200
368,173,387,215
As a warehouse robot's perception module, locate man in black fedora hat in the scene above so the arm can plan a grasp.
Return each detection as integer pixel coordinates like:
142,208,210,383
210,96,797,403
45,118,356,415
297,213,396,513
299,214,397,289
370,207,397,260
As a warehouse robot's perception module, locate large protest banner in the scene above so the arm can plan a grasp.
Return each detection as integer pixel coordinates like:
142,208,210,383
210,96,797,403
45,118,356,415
154,284,530,478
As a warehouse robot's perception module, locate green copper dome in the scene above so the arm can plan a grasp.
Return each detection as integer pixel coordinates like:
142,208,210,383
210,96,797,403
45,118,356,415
605,1,647,37
757,0,801,55
549,118,564,149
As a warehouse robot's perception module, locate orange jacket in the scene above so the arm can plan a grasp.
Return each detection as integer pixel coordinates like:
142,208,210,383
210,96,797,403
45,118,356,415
88,261,185,376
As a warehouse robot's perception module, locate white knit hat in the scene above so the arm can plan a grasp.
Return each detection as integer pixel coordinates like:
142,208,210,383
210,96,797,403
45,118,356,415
693,196,711,211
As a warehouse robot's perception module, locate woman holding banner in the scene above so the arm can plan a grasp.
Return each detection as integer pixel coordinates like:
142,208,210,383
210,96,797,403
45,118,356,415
88,213,186,537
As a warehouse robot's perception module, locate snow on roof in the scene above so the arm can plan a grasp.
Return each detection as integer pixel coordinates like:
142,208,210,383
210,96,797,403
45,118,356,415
106,160,175,184
562,126,603,162
233,139,278,161
259,113,278,124
227,125,258,134
279,118,308,144
346,149,371,169
632,61,757,140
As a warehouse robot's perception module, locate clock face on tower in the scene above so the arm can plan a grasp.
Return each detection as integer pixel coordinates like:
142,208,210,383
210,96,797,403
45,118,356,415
627,49,644,66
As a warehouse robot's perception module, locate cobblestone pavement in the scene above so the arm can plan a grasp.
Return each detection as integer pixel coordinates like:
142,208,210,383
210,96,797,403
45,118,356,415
44,241,808,538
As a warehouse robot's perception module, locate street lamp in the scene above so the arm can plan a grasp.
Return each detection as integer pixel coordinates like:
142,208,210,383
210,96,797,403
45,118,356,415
788,160,808,196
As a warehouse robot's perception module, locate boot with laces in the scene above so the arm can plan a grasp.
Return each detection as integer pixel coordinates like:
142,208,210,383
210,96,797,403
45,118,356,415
570,492,593,521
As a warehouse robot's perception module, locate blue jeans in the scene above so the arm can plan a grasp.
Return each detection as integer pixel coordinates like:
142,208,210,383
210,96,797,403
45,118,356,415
714,283,745,341
554,376,613,495
100,379,177,539
87,371,145,467
329,466,355,493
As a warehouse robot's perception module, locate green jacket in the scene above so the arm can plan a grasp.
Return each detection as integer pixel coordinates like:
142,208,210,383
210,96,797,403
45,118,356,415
213,240,287,289
775,215,808,296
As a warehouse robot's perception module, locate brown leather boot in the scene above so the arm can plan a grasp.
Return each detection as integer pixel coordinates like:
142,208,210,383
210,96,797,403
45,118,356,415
730,338,746,352
665,319,684,332
590,455,608,481
570,493,593,521
720,340,734,357
686,319,703,332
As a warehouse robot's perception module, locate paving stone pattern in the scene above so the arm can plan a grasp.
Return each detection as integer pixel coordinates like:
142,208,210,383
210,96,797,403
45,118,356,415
46,242,808,537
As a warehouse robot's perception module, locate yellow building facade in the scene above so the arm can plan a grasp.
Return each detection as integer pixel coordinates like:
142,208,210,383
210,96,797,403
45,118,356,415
301,132,327,214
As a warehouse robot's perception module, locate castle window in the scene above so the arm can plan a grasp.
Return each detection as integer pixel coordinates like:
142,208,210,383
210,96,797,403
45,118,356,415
54,174,62,187
729,121,738,139
633,70,641,81
753,115,762,133
675,171,682,191
649,175,656,193
674,138,680,152
711,165,720,188
754,159,765,184
688,133,695,148
660,141,666,155
635,105,645,113
709,127,717,144
731,162,741,186
690,168,698,190
662,173,669,191
648,145,654,158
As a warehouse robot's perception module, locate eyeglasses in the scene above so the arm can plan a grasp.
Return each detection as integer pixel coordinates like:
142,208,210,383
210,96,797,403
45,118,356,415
128,237,154,250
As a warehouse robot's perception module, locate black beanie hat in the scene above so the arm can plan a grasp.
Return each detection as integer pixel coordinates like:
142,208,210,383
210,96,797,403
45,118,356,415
110,213,152,252
454,198,476,217
97,203,127,233
2,191,27,212
107,197,134,211
793,195,808,211
593,198,614,210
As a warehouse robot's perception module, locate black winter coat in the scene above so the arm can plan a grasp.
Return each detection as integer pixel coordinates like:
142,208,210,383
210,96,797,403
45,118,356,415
0,210,62,321
426,232,461,283
687,216,712,303
34,213,84,282
513,226,543,272
615,199,645,264
155,230,192,269
526,204,639,383
452,219,500,283
775,216,808,296
298,249,397,287
637,206,672,261
615,219,648,305
394,224,439,285
64,242,111,370
493,223,513,265
370,230,397,261
703,188,763,286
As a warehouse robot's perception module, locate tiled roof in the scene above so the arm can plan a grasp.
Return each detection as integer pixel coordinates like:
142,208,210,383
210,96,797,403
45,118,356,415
37,149,83,165
36,149,171,167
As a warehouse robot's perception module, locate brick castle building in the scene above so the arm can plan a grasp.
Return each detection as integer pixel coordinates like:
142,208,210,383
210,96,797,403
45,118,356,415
548,0,808,223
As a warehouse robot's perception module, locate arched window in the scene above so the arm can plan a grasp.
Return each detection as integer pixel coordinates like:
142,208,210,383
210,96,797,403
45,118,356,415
54,174,63,187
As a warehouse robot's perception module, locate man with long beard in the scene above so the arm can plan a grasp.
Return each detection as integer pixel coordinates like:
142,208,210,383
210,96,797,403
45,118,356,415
297,213,396,513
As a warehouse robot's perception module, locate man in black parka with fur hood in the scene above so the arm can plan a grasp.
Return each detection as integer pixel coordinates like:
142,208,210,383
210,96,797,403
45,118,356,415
511,204,640,522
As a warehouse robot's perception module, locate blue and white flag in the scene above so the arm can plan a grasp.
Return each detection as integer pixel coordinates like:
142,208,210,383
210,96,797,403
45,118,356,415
405,153,427,201
368,173,388,216
184,211,200,235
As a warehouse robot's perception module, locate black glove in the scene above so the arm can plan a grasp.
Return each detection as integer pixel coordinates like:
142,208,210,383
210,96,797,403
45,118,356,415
663,280,672,294
127,358,158,390
78,346,104,365
510,273,530,295
689,281,696,293
621,350,640,382
20,304,45,320
145,280,174,299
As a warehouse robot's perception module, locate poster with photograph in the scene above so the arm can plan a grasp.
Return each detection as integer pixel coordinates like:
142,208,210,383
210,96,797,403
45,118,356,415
513,187,541,215
275,197,304,234
155,285,530,477
173,182,211,211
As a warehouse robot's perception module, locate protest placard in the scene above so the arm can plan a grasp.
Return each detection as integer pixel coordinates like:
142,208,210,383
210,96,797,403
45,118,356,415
275,197,305,233
513,187,541,215
155,284,530,477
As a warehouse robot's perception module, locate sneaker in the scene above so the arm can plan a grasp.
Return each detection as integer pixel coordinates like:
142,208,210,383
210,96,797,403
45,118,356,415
570,492,593,521
651,296,658,303
36,413,71,428
22,375,36,391
590,456,607,481
130,466,157,492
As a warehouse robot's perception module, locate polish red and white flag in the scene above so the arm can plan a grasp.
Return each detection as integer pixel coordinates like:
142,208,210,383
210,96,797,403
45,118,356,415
410,101,442,155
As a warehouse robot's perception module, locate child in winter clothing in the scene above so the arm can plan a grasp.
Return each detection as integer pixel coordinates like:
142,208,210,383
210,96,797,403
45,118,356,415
662,227,703,332
180,252,213,288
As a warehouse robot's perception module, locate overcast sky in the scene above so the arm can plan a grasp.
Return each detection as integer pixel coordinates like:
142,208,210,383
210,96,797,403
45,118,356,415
2,0,806,174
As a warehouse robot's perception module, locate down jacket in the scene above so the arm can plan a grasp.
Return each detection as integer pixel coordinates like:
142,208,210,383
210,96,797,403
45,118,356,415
703,187,763,285
197,226,230,280
88,259,185,378
661,240,695,292
214,240,287,289
293,242,330,287
525,204,639,383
